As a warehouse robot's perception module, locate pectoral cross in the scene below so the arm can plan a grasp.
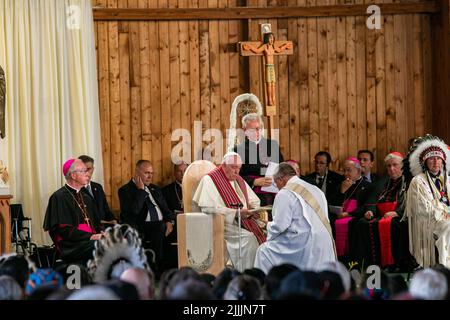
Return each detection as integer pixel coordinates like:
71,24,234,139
238,23,293,134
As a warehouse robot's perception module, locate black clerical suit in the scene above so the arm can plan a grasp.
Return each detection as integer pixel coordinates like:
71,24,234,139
118,180,175,275
82,181,115,225
305,170,344,206
161,181,183,269
43,185,101,265
233,137,284,206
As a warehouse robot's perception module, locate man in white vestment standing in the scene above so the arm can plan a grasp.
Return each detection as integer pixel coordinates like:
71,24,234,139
193,152,266,271
254,163,336,274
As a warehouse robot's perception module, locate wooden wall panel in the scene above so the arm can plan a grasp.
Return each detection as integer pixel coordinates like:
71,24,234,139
94,1,435,211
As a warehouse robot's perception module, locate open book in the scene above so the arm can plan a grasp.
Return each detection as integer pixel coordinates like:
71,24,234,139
328,205,343,215
249,205,273,213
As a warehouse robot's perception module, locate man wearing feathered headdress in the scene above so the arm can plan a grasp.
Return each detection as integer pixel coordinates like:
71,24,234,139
405,134,450,268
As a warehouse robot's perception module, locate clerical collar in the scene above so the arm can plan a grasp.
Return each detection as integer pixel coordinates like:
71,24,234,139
65,183,81,193
247,137,262,145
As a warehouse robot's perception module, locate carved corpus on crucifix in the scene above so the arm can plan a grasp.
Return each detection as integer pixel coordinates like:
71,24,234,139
238,23,293,133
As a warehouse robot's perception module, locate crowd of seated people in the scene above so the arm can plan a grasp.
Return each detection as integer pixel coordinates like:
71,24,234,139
1,252,449,300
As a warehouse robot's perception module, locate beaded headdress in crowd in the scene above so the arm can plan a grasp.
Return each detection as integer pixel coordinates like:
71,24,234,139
87,224,151,283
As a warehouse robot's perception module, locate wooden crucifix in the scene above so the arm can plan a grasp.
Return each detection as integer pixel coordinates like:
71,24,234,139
238,23,293,135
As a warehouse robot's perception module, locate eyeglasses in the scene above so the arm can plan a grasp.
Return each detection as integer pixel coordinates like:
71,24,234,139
74,169,89,174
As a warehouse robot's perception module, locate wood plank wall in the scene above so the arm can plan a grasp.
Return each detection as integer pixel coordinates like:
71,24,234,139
93,0,434,211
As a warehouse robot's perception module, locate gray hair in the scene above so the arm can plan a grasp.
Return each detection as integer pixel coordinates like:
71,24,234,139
0,275,23,300
64,160,78,180
273,163,297,180
67,285,120,300
222,152,242,164
241,113,262,129
409,268,448,300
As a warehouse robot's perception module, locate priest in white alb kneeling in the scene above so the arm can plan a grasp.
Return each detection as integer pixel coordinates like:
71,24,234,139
193,152,266,271
255,163,336,274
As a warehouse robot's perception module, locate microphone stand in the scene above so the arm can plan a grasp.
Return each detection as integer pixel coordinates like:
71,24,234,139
231,203,244,271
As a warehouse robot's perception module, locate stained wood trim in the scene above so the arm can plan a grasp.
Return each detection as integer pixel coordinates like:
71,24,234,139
93,3,439,20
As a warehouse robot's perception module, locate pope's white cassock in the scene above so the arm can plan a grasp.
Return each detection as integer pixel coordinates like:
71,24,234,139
254,175,336,273
193,175,261,271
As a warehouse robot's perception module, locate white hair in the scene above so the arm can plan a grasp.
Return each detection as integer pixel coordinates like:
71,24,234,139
241,113,263,129
319,261,351,293
67,285,120,300
222,152,242,164
384,153,404,164
409,269,448,300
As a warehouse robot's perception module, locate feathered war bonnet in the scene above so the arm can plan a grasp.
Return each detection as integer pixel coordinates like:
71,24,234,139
406,134,450,178
87,224,151,283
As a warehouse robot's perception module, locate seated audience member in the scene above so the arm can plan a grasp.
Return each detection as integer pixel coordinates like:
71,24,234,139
162,161,188,213
87,224,151,283
118,160,176,276
223,274,264,300
317,271,346,299
404,135,450,268
319,260,352,294
431,264,450,300
276,270,322,300
25,268,64,300
409,268,448,300
305,151,344,206
264,264,299,300
167,278,215,300
328,157,371,260
211,268,242,300
352,152,409,269
43,159,102,265
78,155,117,228
358,149,381,183
120,267,155,300
162,161,188,269
66,285,120,300
0,254,33,289
0,275,24,300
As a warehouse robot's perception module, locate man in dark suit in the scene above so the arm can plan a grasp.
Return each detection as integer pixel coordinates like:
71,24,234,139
162,162,188,213
357,149,382,183
161,161,188,269
118,160,176,276
78,155,116,228
233,113,284,207
305,151,344,206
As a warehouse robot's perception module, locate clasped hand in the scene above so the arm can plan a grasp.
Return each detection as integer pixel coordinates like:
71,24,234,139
239,209,260,220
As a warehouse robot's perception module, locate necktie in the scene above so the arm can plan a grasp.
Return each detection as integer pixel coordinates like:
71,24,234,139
86,184,94,198
146,193,160,221
317,176,324,189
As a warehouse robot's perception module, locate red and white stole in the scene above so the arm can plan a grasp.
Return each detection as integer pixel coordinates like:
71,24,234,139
208,167,266,244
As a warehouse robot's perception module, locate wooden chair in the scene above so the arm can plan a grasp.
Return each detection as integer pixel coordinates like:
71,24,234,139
177,160,227,275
